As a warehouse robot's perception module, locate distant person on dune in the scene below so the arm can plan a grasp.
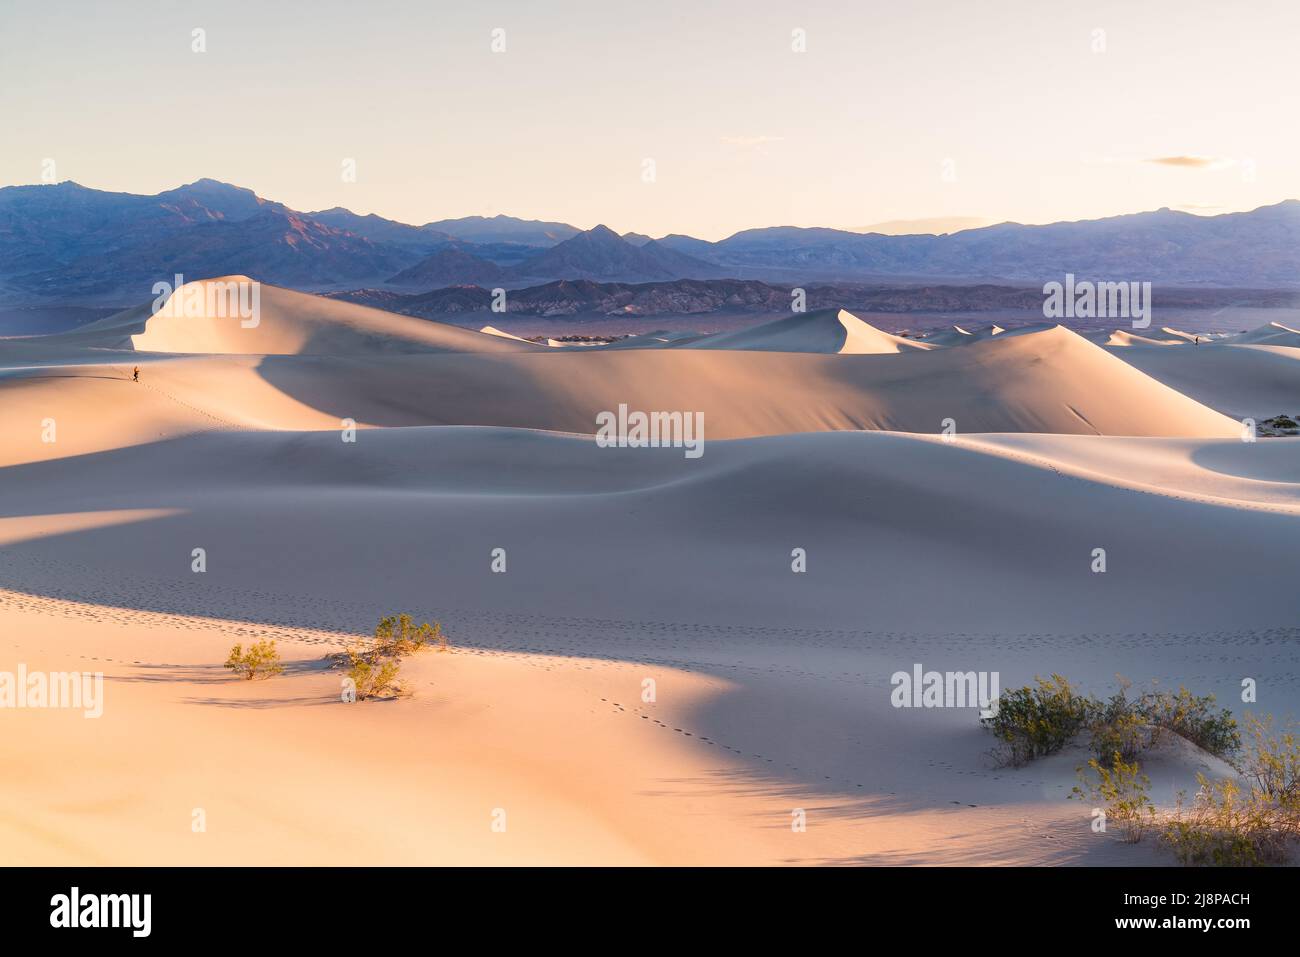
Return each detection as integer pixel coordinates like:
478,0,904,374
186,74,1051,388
132,366,140,382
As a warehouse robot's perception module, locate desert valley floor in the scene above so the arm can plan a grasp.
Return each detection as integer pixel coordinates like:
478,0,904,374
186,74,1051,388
2,278,1298,865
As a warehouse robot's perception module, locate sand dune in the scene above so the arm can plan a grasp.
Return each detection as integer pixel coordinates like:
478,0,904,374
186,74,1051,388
1099,326,1218,346
70,277,543,355
2,423,1296,864
921,323,1006,347
3,284,1297,867
479,324,539,344
964,322,1005,339
600,329,707,349
1157,327,1212,344
682,308,935,354
1,325,1240,451
1226,319,1300,347
1099,329,1183,347
920,327,974,346
1108,341,1300,420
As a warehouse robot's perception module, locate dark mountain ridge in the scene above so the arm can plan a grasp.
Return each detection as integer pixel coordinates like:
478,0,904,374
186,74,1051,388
2,179,1298,310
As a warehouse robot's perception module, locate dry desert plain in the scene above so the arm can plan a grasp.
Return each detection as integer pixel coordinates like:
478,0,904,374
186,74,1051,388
2,278,1298,865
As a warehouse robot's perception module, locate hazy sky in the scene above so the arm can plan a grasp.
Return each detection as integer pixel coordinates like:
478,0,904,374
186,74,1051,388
2,0,1297,239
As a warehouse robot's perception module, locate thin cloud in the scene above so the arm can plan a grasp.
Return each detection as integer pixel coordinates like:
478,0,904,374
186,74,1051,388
1144,155,1236,170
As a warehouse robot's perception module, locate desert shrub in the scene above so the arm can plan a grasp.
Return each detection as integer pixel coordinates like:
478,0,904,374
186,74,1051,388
1090,709,1152,766
329,613,447,701
373,614,448,656
346,656,403,701
1085,679,1147,765
1072,753,1155,843
1060,679,1238,767
224,640,284,680
1135,687,1240,760
1238,713,1300,806
981,674,1093,766
1161,714,1300,866
1162,775,1291,866
983,676,1243,769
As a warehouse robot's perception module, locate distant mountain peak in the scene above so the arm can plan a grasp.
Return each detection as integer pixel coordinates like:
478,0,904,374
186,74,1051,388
388,246,504,286
510,224,721,282
167,178,260,198
420,214,581,246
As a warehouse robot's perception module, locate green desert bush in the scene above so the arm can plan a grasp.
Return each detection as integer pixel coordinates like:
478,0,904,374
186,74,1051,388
985,673,1293,864
224,639,284,680
1162,776,1288,866
985,675,1241,768
1161,714,1300,866
1240,713,1300,806
1089,709,1151,766
1072,753,1155,843
346,655,403,701
981,674,1093,766
1135,687,1240,759
331,613,449,701
1086,679,1150,765
1084,682,1238,766
373,614,448,656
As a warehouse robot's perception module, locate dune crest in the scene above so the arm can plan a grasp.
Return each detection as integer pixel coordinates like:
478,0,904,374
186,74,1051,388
110,277,542,355
920,323,1004,346
1228,319,1300,347
479,324,535,343
1101,326,1217,346
683,308,935,354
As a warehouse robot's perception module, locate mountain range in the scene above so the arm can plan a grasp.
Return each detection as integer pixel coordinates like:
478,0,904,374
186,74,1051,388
2,178,1299,307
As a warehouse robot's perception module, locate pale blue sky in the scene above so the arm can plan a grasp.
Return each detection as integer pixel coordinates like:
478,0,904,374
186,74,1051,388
2,0,1297,239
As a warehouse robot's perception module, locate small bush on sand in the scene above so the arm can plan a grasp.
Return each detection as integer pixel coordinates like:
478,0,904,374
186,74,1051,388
1162,776,1287,865
1089,710,1152,766
981,674,1093,766
1161,714,1300,866
1241,713,1300,806
224,640,284,680
1136,687,1240,760
1087,679,1151,765
1072,753,1155,843
346,655,403,701
1084,681,1238,767
373,614,448,656
329,614,448,701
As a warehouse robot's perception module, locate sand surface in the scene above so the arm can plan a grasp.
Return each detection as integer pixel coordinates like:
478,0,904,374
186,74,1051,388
3,279,1297,865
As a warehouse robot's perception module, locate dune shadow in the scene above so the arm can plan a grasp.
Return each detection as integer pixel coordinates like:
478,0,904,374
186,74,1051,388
181,693,336,709
113,658,327,685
